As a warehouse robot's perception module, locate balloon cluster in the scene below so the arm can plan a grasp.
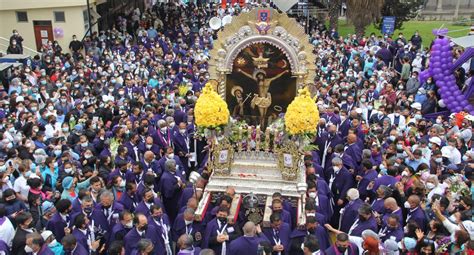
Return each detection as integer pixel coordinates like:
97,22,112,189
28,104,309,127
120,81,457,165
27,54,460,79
53,27,64,39
420,29,474,114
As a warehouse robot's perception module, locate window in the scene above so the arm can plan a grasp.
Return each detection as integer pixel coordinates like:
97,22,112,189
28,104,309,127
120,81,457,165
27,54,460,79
54,11,65,22
16,11,28,22
83,9,90,35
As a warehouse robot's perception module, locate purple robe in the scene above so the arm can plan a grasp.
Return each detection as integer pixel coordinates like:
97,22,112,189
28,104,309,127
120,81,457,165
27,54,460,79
348,216,378,237
229,235,270,255
379,225,404,242
382,208,404,227
329,167,355,202
324,243,359,255
108,169,135,184
134,198,164,218
118,192,139,213
263,222,291,255
373,175,398,191
110,223,131,244
289,226,330,255
371,198,386,215
314,194,332,222
124,226,165,255
177,186,194,212
172,213,204,245
202,218,240,255
159,170,184,222
71,198,83,214
72,228,90,252
406,206,428,232
157,156,186,179
71,243,89,255
339,199,363,233
357,169,378,199
343,143,362,169
46,213,69,242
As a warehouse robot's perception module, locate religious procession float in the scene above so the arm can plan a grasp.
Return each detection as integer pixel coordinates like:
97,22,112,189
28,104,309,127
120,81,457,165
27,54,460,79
191,8,320,227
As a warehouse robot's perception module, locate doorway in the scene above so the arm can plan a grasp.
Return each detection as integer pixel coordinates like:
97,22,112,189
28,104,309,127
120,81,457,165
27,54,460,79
33,20,53,51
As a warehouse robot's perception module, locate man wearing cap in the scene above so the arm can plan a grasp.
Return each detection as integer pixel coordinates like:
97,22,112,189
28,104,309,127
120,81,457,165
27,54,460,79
36,200,56,231
41,230,64,255
441,138,462,165
25,232,54,255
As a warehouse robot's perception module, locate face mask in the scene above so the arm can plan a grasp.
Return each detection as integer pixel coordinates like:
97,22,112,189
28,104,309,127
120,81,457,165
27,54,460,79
414,114,422,120
160,127,167,133
81,142,88,147
217,217,227,223
309,192,317,198
139,224,148,232
333,166,340,173
84,207,93,214
64,168,73,174
54,150,62,157
426,182,435,189
125,221,133,228
62,127,69,132
120,179,126,188
404,201,411,209
167,153,174,159
24,245,34,253
435,157,443,163
146,144,152,149
360,98,366,103
179,129,186,134
336,246,347,253
389,135,396,141
396,144,403,150
462,155,469,161
84,154,92,159
184,220,193,225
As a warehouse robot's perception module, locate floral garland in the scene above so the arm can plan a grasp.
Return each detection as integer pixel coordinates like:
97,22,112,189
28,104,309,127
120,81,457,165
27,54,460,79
284,87,319,136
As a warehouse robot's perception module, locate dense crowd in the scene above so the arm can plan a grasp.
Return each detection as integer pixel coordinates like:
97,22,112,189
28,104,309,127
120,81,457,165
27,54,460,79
1,1,474,255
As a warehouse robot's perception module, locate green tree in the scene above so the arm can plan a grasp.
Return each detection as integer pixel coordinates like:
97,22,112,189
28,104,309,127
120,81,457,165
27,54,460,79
347,0,385,37
328,0,342,31
375,0,423,31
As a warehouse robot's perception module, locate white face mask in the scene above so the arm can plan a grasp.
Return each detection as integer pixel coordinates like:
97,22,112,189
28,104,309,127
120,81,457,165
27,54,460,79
167,153,174,159
125,221,133,228
184,220,193,225
146,144,152,149
404,201,411,209
308,192,317,198
333,166,340,173
64,168,73,173
24,245,33,253
426,182,435,190
462,155,469,161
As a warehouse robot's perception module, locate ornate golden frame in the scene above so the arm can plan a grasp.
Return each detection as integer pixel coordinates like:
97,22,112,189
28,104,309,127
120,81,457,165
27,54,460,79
209,138,234,176
274,141,301,181
209,9,317,99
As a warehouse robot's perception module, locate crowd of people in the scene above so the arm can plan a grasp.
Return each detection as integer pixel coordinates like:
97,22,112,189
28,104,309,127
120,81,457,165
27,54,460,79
0,1,473,255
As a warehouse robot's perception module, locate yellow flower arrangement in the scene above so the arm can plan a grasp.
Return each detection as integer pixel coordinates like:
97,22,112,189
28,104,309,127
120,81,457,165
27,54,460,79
194,82,230,128
178,84,189,97
285,87,320,135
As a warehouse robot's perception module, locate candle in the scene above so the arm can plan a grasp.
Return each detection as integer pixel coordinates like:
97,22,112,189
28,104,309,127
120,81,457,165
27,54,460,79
256,125,261,139
238,126,242,141
247,126,252,151
273,129,279,150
